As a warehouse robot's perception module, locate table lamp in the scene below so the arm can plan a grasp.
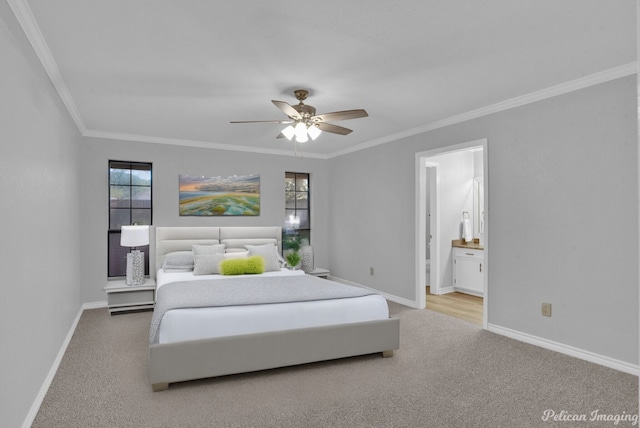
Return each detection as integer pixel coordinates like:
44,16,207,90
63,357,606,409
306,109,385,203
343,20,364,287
120,225,149,285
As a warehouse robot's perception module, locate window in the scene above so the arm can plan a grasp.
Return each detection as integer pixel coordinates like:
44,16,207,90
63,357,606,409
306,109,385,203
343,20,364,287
108,161,152,277
284,172,310,245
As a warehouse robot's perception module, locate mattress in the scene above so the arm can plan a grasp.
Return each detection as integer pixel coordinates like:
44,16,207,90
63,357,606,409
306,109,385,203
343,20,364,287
155,269,390,344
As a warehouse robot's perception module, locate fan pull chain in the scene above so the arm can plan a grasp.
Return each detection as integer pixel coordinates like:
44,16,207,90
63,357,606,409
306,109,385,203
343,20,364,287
293,139,304,159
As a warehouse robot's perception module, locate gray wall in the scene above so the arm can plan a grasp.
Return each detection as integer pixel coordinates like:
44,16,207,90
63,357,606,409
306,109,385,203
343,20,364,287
328,76,638,365
2,4,637,424
79,139,329,303
0,4,83,427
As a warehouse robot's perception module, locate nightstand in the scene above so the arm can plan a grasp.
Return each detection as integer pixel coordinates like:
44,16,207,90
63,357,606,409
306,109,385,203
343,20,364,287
104,278,156,314
309,268,330,278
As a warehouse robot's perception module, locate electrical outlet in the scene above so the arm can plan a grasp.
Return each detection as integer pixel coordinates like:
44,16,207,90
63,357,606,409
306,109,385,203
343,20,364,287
541,302,552,317
370,267,374,276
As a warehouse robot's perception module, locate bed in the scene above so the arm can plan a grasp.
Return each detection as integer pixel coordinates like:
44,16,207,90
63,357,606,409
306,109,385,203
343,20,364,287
148,226,400,391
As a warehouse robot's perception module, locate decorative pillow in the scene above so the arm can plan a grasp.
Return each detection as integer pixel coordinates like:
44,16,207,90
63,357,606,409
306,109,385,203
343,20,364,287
162,251,195,271
193,254,225,275
192,244,226,256
244,244,280,272
224,250,249,259
192,251,249,275
220,256,265,275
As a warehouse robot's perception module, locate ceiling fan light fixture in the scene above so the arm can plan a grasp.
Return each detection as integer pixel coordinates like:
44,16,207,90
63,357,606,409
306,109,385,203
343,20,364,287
281,125,295,140
294,122,308,142
307,124,322,140
296,132,309,143
231,89,367,150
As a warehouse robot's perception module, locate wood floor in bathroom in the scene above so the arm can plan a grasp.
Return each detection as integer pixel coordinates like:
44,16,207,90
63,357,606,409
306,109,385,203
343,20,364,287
426,286,483,326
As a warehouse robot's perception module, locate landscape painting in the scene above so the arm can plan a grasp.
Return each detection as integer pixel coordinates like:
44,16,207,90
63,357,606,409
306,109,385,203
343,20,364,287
179,174,260,216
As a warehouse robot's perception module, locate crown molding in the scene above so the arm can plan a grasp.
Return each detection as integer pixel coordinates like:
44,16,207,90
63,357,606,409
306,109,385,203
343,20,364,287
327,62,638,158
83,130,329,159
83,62,638,160
10,0,635,160
8,0,87,133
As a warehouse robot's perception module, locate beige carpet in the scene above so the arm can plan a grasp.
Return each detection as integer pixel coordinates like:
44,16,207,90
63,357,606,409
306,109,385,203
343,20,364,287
33,302,638,427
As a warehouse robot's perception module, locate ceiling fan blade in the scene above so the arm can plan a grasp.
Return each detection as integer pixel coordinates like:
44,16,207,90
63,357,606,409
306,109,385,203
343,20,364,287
230,120,293,124
272,100,302,120
316,122,353,135
312,109,368,123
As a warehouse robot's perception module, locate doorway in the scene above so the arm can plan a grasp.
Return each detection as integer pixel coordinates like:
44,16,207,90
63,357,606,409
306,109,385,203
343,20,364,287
415,139,488,328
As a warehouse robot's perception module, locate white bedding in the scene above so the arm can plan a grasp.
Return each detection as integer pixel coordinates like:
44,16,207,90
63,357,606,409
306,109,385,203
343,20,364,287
156,267,305,289
155,269,390,345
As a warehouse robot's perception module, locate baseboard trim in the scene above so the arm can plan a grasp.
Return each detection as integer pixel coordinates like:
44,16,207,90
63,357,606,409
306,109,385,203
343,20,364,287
22,303,90,427
22,302,108,427
330,276,639,376
84,300,108,310
488,323,639,376
452,286,483,297
328,276,419,308
432,286,455,295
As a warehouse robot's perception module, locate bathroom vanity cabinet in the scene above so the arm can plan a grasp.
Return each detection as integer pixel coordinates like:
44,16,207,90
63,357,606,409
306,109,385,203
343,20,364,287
453,247,484,297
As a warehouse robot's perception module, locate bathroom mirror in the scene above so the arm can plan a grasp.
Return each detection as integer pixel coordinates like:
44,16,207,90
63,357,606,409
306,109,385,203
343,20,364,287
473,176,484,238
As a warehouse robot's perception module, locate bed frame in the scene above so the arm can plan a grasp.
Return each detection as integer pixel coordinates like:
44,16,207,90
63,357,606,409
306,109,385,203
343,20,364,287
148,226,400,391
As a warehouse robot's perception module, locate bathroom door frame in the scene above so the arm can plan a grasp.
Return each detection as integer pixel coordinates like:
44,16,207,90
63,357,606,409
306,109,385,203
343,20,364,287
415,138,488,328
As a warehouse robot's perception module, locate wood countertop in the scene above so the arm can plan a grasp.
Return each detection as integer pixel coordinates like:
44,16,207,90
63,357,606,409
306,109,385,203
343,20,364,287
451,239,484,250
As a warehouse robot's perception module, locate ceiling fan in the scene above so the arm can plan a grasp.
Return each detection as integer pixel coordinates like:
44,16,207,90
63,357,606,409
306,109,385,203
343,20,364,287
230,89,368,143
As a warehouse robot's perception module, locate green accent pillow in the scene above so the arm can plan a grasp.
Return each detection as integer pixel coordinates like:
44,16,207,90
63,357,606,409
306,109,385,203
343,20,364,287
220,256,265,275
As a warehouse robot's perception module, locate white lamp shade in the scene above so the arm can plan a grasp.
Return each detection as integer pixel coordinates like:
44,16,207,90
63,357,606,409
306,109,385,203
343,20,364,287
281,125,295,140
120,225,150,247
294,122,308,142
307,125,322,140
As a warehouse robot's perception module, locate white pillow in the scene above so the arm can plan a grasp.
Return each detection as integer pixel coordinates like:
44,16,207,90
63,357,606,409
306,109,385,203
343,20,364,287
193,254,224,275
192,244,226,256
245,244,280,272
224,251,249,259
162,251,194,271
193,251,249,275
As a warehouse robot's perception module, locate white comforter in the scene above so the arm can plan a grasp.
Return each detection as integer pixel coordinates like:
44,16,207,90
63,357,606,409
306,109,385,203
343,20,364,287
155,269,389,344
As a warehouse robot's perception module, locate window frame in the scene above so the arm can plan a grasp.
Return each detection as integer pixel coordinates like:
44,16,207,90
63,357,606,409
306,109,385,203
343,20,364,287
108,160,153,278
284,172,310,248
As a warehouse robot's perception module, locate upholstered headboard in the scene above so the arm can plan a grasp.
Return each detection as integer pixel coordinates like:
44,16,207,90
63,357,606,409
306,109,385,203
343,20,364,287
153,226,282,277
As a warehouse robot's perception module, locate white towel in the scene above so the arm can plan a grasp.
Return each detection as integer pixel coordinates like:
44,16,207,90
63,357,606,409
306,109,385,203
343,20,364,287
462,218,472,243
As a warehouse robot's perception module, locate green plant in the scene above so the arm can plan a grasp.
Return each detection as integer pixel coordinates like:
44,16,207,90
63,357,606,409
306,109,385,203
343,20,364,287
285,251,301,268
284,235,301,252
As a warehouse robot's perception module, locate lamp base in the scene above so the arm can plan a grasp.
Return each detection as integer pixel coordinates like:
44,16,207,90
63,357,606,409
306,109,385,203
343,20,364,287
126,250,145,285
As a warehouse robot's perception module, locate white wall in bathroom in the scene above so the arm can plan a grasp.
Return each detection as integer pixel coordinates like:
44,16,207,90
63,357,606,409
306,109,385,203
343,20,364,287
427,150,475,291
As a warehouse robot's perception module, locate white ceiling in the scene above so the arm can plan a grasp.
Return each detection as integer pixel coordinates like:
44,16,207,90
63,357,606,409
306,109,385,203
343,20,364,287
10,0,637,158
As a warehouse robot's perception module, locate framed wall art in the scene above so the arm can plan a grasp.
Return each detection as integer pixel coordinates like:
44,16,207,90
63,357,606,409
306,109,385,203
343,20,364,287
179,174,260,216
